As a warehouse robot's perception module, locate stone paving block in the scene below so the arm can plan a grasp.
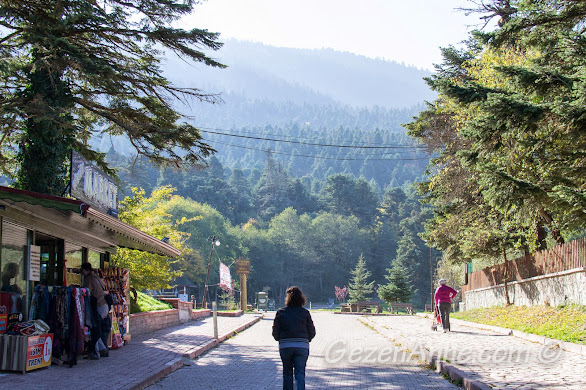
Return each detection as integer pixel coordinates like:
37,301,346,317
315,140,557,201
364,315,586,390
148,312,459,390
0,314,262,390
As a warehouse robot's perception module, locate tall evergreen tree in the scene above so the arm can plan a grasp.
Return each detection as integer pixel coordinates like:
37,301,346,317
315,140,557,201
347,254,375,303
254,153,292,220
0,0,225,195
378,261,414,304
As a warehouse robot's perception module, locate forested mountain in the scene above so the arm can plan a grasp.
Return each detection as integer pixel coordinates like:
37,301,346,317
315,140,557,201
164,39,435,110
99,40,438,306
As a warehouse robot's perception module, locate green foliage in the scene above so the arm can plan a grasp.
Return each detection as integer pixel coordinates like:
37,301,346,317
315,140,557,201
453,305,586,345
348,255,375,303
319,174,378,227
112,186,187,290
104,147,432,304
0,0,224,194
130,291,173,314
219,289,238,311
378,262,414,303
406,1,586,264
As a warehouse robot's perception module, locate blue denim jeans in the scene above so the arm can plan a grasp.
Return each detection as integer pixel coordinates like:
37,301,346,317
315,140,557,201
279,347,309,390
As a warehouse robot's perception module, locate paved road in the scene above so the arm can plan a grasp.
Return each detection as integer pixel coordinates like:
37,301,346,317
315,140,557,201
148,312,457,389
0,314,261,390
363,315,586,390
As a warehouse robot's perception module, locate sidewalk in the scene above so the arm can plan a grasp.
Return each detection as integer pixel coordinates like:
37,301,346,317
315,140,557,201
361,315,586,390
0,313,262,390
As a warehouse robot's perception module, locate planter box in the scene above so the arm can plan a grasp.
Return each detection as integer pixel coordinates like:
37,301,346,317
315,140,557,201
217,310,243,317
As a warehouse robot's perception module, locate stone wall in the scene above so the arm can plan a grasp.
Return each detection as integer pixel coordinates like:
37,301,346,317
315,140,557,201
464,267,586,310
130,309,181,336
130,307,212,337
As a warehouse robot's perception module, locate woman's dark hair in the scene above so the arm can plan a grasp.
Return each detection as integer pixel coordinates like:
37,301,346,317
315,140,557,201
81,263,93,272
285,286,306,307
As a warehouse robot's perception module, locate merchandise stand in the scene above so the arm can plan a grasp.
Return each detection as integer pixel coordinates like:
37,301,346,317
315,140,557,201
104,267,131,344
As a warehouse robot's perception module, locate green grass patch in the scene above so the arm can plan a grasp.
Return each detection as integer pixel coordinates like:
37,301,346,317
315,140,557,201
452,304,586,345
130,291,173,314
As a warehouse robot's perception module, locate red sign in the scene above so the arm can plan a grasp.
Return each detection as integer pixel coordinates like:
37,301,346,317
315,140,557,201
26,334,53,371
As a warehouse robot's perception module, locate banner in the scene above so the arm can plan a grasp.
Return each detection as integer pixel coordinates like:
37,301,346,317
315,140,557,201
26,333,53,371
219,262,232,291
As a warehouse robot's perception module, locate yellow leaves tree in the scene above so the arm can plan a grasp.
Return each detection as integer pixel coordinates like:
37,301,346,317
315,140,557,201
112,186,190,291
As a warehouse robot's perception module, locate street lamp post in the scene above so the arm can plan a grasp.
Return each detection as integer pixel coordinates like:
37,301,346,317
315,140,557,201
202,235,220,309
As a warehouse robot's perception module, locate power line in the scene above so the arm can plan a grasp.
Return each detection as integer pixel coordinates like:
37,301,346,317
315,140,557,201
199,126,413,147
210,139,430,161
200,128,427,150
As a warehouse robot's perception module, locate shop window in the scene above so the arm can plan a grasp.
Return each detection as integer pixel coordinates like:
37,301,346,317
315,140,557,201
88,250,101,270
35,233,64,287
65,242,83,286
0,221,27,315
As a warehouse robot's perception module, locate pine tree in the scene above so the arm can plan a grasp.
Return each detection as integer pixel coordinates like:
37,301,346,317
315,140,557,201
348,254,375,303
0,0,225,195
378,261,414,304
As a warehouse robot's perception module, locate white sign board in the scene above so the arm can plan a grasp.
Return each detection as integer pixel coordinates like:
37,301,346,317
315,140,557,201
70,150,118,214
219,262,232,291
29,245,41,282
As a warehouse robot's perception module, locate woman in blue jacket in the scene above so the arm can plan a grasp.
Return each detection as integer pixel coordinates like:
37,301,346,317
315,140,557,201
272,286,316,390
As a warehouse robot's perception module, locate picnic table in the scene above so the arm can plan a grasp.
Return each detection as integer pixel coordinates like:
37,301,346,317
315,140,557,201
340,301,381,313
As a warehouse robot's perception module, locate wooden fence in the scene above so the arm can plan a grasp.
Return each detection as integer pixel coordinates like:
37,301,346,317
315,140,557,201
463,237,586,293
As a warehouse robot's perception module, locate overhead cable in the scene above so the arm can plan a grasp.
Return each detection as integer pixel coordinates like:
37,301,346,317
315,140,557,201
210,139,430,161
200,128,427,150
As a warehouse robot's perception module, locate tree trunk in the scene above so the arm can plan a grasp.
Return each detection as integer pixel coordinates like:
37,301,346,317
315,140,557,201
502,248,511,306
536,221,547,251
538,209,565,245
18,55,74,195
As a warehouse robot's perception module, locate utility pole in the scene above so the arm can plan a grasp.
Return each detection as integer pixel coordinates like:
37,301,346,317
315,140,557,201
430,246,433,309
202,235,220,309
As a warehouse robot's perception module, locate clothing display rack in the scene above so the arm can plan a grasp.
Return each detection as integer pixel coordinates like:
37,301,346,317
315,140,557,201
103,267,130,342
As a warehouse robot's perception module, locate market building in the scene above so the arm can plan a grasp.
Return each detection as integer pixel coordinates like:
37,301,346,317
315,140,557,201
0,153,180,372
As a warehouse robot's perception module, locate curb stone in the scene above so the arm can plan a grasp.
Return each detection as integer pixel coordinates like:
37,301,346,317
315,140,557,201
359,317,491,390
124,315,263,390
416,312,586,357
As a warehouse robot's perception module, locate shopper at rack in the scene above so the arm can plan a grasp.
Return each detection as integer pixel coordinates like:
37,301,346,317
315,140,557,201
81,263,109,358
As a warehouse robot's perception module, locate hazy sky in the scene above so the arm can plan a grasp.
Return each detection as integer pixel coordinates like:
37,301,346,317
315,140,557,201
184,0,484,70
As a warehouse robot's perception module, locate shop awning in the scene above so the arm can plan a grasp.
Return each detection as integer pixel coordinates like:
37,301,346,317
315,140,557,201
0,186,180,257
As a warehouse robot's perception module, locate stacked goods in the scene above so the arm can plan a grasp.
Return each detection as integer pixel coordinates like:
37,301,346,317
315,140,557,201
104,267,130,342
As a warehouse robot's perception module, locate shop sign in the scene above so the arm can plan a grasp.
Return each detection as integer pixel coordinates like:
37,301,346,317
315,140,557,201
28,245,41,282
70,150,118,214
26,333,53,371
235,259,250,275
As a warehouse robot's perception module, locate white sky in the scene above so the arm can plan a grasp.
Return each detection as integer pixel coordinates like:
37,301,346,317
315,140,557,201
184,0,484,70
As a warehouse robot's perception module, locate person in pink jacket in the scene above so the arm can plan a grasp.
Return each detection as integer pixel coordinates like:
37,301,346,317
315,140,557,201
434,279,458,332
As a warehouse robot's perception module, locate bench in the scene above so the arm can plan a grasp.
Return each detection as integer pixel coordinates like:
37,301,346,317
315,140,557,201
425,304,434,312
339,302,381,313
388,302,413,315
356,301,381,313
